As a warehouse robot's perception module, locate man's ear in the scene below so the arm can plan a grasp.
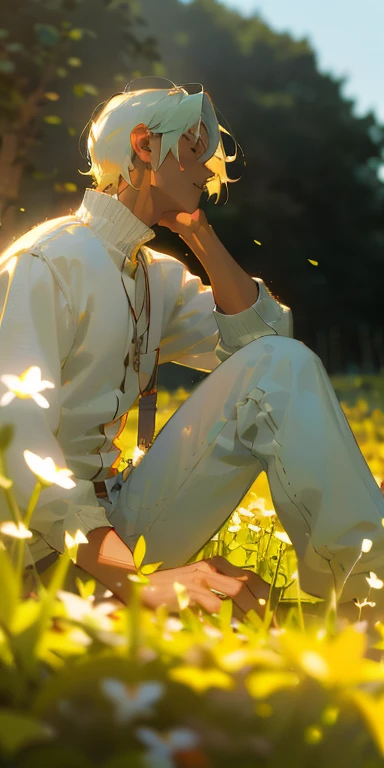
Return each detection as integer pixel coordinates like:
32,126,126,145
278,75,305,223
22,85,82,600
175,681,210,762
130,123,152,163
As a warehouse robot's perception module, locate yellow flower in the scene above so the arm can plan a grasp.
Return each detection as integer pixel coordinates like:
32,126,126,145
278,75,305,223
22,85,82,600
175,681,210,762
0,366,54,408
24,450,76,489
0,521,33,539
280,624,384,688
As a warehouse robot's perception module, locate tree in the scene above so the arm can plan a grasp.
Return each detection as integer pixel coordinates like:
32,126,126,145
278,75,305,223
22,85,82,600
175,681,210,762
138,0,384,368
0,0,160,252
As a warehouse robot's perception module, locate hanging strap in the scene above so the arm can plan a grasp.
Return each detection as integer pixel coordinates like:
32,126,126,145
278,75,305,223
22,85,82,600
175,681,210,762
135,248,164,454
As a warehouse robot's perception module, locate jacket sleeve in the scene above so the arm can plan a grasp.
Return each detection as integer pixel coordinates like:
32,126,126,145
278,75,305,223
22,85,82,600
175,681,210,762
158,255,293,373
0,251,113,566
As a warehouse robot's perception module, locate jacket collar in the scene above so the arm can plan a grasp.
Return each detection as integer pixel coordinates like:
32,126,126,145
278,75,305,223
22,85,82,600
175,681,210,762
75,188,156,272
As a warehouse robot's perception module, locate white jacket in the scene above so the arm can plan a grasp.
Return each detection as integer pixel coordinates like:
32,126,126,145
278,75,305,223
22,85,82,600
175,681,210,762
0,188,293,565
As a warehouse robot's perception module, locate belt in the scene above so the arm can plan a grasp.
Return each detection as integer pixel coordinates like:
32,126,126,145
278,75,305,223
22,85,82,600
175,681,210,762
93,462,134,499
93,480,109,499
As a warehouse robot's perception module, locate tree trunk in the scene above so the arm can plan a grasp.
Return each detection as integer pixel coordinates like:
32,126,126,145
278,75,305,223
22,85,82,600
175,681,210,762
0,133,24,254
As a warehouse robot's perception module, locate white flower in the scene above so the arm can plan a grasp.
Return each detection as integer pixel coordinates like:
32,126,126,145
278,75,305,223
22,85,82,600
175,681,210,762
249,499,276,517
248,523,261,532
0,521,32,539
237,506,254,518
361,538,373,553
231,511,241,525
0,366,54,408
64,530,88,549
274,531,292,545
24,450,76,489
136,726,199,768
228,525,241,533
101,679,164,724
366,571,384,590
354,598,376,609
56,590,117,632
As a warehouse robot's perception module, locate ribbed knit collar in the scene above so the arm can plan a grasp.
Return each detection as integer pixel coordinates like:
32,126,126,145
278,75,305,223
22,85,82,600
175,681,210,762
75,188,156,271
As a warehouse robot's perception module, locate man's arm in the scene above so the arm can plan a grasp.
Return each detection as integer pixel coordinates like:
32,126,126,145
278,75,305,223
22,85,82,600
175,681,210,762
76,527,135,604
183,223,259,315
0,251,115,567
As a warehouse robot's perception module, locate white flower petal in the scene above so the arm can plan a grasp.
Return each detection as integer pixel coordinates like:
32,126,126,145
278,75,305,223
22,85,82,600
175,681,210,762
32,392,50,409
0,521,33,539
274,531,292,545
0,374,20,390
0,391,16,407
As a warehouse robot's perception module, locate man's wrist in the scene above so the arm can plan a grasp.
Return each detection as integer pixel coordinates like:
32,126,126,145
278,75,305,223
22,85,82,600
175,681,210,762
180,222,214,259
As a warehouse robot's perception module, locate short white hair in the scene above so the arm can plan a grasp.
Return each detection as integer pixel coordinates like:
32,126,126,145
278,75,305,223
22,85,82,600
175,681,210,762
81,82,239,203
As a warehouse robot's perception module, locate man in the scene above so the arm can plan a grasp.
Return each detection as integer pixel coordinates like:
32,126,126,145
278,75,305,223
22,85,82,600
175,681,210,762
1,79,384,619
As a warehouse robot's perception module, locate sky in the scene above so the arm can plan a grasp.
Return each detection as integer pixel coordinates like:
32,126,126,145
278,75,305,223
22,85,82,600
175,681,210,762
180,0,384,125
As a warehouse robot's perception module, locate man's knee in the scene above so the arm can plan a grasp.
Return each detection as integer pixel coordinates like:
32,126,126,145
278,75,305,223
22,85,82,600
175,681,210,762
244,334,319,366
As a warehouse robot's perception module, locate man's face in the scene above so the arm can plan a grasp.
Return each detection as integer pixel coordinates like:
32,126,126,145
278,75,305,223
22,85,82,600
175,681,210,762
150,121,214,214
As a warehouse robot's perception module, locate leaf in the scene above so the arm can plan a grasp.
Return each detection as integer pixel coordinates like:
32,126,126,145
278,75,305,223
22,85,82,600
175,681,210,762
0,29,10,40
73,83,85,98
56,67,68,78
0,60,15,74
83,84,99,95
308,259,319,266
68,127,77,136
73,83,98,98
6,43,24,53
218,597,232,627
67,57,82,67
44,92,60,101
169,666,234,693
68,28,84,40
245,670,300,699
34,23,60,47
0,710,53,757
75,577,96,599
226,547,246,567
63,182,77,192
348,690,384,756
0,546,19,626
141,561,163,575
0,424,14,455
43,115,62,125
133,535,146,570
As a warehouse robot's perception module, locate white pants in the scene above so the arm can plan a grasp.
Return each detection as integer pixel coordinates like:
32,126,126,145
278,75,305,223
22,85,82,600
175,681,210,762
102,336,384,605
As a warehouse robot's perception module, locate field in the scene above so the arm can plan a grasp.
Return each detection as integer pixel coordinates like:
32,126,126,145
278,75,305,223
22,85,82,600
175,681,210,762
0,374,384,767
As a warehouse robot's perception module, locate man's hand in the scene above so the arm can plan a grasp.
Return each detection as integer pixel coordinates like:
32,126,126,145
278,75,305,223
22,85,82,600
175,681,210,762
140,559,243,614
141,556,272,617
157,208,210,241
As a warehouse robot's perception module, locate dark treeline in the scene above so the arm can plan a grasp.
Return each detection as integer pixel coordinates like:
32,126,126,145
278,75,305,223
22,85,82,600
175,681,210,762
1,0,383,380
